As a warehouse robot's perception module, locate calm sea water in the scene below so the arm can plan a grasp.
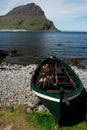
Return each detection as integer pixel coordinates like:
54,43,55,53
0,31,87,65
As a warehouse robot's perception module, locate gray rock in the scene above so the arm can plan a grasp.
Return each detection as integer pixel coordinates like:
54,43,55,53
27,107,33,113
38,105,49,112
28,102,35,108
38,105,45,112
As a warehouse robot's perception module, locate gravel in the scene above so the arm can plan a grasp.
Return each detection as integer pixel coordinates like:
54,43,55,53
0,62,87,111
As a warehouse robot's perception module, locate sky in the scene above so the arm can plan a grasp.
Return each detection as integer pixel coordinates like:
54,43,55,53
0,0,87,32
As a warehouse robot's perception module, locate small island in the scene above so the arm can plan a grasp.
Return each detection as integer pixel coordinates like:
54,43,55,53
0,3,59,32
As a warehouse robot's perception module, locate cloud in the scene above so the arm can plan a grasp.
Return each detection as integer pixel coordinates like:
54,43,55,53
1,0,87,20
0,0,21,15
42,1,87,20
0,0,87,31
42,0,87,31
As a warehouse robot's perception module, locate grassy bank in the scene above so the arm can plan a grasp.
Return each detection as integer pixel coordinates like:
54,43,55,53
0,106,87,130
0,105,57,130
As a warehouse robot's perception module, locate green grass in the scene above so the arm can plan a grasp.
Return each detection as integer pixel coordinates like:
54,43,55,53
0,18,41,30
28,20,41,30
5,106,15,112
26,112,57,130
62,121,87,130
0,106,87,130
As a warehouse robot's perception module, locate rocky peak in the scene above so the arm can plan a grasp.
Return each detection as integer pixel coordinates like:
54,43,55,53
0,3,59,31
7,3,44,17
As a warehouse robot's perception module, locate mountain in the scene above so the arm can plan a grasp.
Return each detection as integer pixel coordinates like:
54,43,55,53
0,3,59,31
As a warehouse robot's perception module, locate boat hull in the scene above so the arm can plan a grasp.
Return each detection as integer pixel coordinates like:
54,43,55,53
32,86,82,122
31,57,83,122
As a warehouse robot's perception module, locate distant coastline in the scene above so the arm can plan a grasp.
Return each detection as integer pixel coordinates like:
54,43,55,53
0,29,87,33
0,29,28,32
0,29,60,32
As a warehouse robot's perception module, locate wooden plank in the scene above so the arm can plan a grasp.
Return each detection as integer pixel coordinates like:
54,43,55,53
57,82,71,85
47,89,72,94
62,66,77,88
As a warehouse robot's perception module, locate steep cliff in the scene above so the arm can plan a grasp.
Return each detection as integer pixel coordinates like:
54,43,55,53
0,3,59,31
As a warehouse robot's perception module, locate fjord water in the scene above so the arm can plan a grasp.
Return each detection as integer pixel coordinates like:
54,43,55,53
0,31,87,65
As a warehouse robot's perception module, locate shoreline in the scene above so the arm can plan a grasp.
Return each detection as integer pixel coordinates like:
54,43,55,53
0,29,59,32
0,62,87,107
0,29,28,32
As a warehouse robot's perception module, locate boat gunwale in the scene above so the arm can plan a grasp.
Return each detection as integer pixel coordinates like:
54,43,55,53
31,57,83,100
32,89,82,103
31,78,83,100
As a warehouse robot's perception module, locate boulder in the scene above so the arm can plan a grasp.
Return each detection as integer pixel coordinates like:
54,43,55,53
0,50,8,57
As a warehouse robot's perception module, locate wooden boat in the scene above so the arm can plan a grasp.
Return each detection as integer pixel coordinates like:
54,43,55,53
31,56,83,122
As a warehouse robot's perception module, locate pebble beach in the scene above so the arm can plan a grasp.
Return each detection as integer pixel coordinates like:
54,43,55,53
0,62,87,110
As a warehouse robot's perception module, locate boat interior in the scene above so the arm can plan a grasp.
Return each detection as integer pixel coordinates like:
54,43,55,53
34,58,79,94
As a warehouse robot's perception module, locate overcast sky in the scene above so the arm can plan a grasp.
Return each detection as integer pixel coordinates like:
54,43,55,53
0,0,87,31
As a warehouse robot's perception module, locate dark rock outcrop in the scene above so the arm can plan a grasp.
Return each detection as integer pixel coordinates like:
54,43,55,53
0,3,59,31
9,49,17,57
0,49,17,58
0,50,8,57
